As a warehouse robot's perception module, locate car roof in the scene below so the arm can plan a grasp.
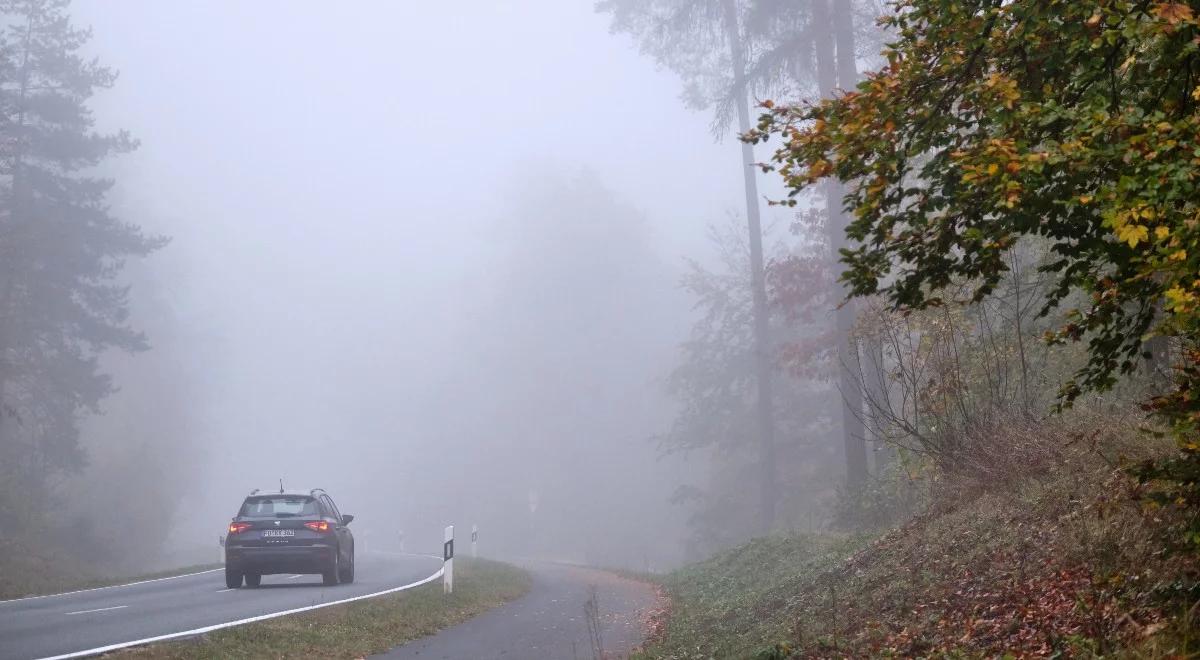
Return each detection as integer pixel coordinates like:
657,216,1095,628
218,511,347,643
246,488,326,498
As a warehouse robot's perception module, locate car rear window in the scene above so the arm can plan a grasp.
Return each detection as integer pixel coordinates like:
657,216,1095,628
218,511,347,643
239,496,319,518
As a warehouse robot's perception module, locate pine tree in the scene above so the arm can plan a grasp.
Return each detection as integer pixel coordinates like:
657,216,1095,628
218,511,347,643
0,0,164,525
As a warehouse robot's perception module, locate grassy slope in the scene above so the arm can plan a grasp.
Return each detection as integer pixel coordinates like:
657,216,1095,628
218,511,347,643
110,558,531,660
0,543,221,601
639,452,1200,658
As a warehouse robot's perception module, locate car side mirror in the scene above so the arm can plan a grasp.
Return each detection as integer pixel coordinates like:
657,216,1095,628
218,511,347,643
341,514,354,525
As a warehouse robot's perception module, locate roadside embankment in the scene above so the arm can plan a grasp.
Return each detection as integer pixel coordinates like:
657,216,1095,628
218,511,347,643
637,442,1199,657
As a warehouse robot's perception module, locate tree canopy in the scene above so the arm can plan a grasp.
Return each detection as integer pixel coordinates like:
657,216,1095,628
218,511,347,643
748,0,1200,537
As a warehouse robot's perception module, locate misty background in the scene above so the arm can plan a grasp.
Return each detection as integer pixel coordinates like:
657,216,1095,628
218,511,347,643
43,0,806,573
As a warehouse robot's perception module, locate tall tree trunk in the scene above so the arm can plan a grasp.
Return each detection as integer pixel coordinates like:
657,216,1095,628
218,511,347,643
813,0,868,491
721,0,777,535
833,0,868,489
863,333,893,470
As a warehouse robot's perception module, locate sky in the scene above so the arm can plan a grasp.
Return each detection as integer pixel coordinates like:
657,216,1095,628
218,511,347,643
68,0,795,567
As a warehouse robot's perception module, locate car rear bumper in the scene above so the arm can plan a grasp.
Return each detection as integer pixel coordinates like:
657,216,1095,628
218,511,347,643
226,544,335,575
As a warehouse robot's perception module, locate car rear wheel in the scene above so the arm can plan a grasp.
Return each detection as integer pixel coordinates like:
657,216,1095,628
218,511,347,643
338,548,355,584
322,551,339,586
244,572,262,588
224,567,243,589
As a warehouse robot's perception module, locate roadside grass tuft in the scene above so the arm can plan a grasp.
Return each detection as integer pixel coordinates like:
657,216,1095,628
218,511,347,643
109,558,530,660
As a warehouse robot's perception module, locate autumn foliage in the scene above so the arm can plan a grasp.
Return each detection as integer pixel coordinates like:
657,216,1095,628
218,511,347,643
748,0,1200,543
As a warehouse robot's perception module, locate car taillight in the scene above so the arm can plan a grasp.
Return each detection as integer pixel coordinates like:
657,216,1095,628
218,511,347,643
228,522,252,535
304,521,330,533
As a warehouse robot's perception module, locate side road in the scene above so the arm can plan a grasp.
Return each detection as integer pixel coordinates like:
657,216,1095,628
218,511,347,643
375,562,662,660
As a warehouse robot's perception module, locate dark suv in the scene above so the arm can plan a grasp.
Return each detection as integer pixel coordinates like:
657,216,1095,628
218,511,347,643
224,488,355,588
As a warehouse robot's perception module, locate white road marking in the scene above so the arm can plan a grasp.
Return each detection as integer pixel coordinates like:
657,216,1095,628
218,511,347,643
371,549,443,560
36,566,445,660
215,588,234,593
65,605,128,616
0,569,223,606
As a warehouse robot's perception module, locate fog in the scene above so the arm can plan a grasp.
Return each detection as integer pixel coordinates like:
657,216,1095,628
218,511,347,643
60,1,797,571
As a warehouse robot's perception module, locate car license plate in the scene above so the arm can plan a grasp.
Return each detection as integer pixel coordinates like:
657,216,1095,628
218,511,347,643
262,529,294,537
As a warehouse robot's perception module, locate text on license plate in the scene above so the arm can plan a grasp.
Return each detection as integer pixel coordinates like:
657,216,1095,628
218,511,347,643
262,529,295,537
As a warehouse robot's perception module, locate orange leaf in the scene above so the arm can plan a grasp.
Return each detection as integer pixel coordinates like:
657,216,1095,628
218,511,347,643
1154,2,1195,25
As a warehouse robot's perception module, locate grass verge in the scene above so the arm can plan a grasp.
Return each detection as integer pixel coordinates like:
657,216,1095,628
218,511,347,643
109,558,530,660
0,550,222,601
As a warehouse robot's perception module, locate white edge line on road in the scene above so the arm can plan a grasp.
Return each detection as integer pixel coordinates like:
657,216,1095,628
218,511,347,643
371,550,443,561
35,566,445,660
65,605,128,616
0,569,224,606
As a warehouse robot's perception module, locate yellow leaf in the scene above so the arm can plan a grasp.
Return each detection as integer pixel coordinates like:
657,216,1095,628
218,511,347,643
985,73,1021,109
1156,226,1171,240
1171,249,1188,261
987,163,999,175
1117,223,1149,247
1166,285,1197,310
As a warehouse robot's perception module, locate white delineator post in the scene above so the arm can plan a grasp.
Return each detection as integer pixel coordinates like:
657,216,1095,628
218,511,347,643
471,524,478,558
443,525,454,594
218,535,225,564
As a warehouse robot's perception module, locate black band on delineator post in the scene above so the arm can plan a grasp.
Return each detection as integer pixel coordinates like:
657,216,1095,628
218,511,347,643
443,539,454,561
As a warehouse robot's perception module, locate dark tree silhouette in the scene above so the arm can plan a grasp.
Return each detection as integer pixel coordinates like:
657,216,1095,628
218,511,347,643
0,0,164,525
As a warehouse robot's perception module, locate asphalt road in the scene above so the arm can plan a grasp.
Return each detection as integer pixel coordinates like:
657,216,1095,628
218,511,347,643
0,552,443,660
376,562,662,660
